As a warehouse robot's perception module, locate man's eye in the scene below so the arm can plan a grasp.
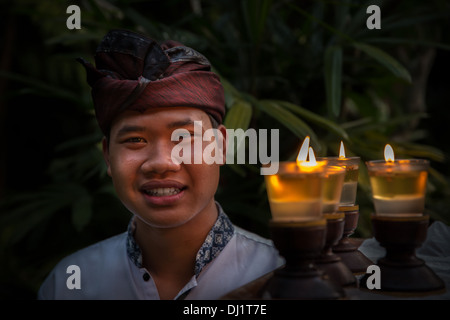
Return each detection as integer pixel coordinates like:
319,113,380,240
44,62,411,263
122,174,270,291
125,137,145,143
176,132,194,142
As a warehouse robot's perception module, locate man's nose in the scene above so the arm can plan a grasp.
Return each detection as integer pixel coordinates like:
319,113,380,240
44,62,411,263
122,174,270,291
141,141,181,175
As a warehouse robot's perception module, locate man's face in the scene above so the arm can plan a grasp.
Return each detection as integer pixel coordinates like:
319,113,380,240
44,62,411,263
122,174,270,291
103,107,226,228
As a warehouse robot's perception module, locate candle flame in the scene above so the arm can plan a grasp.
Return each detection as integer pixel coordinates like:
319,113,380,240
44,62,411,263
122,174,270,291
297,136,310,163
296,136,323,170
339,141,346,159
308,147,317,165
384,144,395,162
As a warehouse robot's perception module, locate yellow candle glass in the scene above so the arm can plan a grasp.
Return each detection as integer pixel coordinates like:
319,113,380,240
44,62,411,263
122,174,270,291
366,159,429,217
321,165,346,214
318,157,360,206
264,161,326,222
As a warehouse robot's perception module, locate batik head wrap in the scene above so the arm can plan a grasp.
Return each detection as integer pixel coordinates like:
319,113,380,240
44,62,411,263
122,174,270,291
78,29,225,135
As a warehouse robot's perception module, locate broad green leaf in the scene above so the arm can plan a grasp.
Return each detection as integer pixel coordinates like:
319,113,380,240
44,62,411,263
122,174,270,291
215,70,242,109
224,100,253,176
2,183,87,244
253,99,320,150
223,100,253,130
396,142,445,163
352,43,412,83
288,2,353,43
324,45,343,118
241,0,272,43
269,100,349,140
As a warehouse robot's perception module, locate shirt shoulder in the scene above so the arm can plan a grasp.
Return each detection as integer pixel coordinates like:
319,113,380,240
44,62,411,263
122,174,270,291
232,226,284,268
37,232,133,300
54,232,127,267
233,226,276,247
187,226,284,299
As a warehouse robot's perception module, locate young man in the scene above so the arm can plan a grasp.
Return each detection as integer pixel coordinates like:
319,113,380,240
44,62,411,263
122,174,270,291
38,29,283,300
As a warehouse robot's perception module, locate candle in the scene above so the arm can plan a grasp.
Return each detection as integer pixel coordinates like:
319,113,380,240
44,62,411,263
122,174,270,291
317,141,360,206
366,144,429,217
321,165,345,214
264,137,326,222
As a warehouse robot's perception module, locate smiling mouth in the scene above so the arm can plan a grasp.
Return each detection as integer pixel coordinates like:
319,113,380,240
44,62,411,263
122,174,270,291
143,187,183,197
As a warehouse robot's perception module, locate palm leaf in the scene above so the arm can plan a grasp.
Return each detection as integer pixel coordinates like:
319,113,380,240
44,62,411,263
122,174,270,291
324,45,343,117
251,99,320,151
352,42,412,83
269,100,349,141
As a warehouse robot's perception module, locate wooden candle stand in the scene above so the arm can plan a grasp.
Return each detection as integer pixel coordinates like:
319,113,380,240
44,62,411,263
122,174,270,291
316,212,356,287
360,214,445,293
332,205,373,273
262,219,345,300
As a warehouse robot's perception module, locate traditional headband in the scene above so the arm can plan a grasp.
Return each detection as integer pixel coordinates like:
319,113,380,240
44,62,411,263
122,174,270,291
78,29,225,135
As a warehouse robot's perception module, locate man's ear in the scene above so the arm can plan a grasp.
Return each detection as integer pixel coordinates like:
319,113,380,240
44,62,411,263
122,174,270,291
102,137,112,177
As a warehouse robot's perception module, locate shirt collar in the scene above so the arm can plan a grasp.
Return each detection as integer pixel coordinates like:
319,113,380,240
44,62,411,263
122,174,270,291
126,202,235,277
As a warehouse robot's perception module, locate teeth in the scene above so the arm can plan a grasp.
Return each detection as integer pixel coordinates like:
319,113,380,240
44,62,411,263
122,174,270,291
146,187,181,197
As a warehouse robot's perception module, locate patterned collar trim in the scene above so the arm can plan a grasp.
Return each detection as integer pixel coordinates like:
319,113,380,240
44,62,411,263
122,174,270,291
126,203,235,277
126,219,143,268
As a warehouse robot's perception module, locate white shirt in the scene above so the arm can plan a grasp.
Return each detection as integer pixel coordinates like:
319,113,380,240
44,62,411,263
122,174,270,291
37,205,284,300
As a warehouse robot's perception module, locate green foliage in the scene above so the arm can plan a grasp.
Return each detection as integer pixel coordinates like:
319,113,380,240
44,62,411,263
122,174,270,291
1,0,450,298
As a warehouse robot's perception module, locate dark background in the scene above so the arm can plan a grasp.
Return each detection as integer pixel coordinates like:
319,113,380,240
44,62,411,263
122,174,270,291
1,0,449,299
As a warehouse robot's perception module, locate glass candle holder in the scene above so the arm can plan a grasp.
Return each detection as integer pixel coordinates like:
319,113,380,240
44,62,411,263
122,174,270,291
366,159,429,217
318,157,360,206
264,161,326,222
321,165,346,214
